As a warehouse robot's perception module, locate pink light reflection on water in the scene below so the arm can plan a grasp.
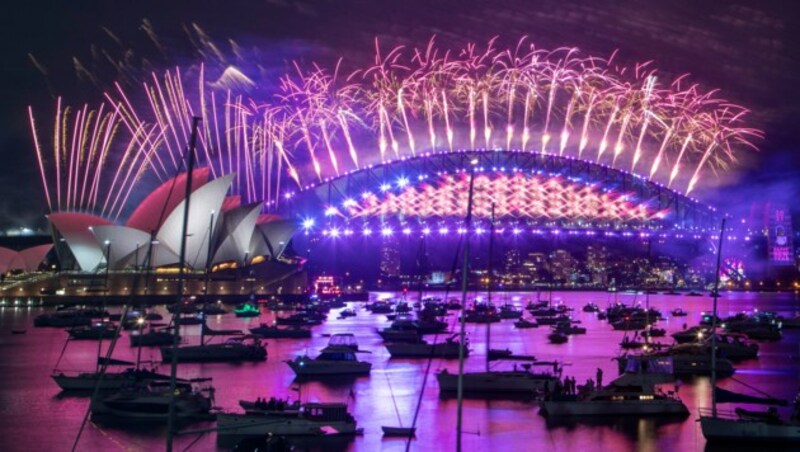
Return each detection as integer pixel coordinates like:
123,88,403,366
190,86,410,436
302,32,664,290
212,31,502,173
0,290,797,451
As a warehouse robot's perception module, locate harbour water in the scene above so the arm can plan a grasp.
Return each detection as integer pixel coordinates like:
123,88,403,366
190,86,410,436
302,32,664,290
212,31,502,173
0,291,797,451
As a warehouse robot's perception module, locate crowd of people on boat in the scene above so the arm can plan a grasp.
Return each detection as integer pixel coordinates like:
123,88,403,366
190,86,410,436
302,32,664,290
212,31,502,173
253,397,293,411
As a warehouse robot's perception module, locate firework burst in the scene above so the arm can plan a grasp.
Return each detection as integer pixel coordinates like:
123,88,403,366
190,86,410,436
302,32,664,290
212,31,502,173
28,36,761,218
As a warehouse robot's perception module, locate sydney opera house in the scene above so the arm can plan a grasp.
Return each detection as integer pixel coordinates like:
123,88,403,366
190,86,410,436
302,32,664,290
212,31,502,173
1,169,305,301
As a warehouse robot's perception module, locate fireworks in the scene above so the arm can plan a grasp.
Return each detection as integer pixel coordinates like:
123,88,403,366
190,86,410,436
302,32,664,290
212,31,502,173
28,37,761,218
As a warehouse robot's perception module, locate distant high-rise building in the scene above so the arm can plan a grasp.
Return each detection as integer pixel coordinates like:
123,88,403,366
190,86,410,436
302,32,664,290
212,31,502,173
379,237,401,277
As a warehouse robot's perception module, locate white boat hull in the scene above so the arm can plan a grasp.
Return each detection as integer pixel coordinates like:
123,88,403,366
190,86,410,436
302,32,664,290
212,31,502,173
700,416,800,443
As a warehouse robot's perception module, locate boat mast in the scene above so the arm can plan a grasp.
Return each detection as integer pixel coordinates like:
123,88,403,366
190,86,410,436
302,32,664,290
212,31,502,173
710,218,727,418
166,117,201,452
486,203,495,373
200,211,215,347
456,158,478,452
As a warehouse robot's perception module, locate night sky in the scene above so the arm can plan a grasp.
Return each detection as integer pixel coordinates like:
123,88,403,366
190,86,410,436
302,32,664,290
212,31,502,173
2,0,799,230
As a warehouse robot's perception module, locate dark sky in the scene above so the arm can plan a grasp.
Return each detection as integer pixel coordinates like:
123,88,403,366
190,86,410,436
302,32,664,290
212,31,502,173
2,0,799,229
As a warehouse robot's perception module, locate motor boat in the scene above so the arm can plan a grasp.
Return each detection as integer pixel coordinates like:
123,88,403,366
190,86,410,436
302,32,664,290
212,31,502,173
671,308,688,317
234,302,260,318
582,303,600,313
68,321,118,340
548,332,568,344
130,329,175,347
286,346,371,376
499,304,523,319
514,318,538,329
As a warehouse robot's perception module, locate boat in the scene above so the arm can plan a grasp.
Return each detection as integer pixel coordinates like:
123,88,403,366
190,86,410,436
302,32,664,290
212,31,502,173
286,346,371,376
67,321,119,340
514,318,538,329
34,309,92,327
201,324,244,336
327,333,360,351
234,302,260,318
338,308,357,319
699,218,800,444
499,304,523,319
617,345,736,377
366,301,393,314
386,335,468,359
216,402,360,441
553,321,586,335
198,303,227,315
671,308,688,317
382,426,416,437
548,332,568,344
160,336,267,363
641,327,666,338
672,326,710,344
540,374,688,417
582,303,600,313
91,381,213,422
437,362,561,395
52,367,185,391
249,323,312,338
611,318,649,331
130,329,175,347
275,313,323,327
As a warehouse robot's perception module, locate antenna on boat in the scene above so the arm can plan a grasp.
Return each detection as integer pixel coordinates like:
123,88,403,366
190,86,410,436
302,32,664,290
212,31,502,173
710,217,727,418
166,116,201,452
456,157,478,452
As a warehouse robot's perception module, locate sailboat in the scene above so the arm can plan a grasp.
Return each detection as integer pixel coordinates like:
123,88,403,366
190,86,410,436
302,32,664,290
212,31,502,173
437,198,561,397
699,218,800,444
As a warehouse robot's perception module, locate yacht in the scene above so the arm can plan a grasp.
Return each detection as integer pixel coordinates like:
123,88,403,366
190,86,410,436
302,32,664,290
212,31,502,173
438,362,561,395
540,374,688,417
514,318,538,329
130,329,175,347
386,336,468,359
90,381,212,422
700,391,800,443
160,336,267,363
617,344,736,377
68,321,119,340
249,323,312,338
217,402,359,442
34,309,92,327
234,302,260,318
286,346,371,376
52,367,184,391
672,326,710,344
499,304,523,319
582,303,600,313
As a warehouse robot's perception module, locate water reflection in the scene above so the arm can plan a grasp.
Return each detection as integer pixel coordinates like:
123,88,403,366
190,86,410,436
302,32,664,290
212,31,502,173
0,291,797,451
